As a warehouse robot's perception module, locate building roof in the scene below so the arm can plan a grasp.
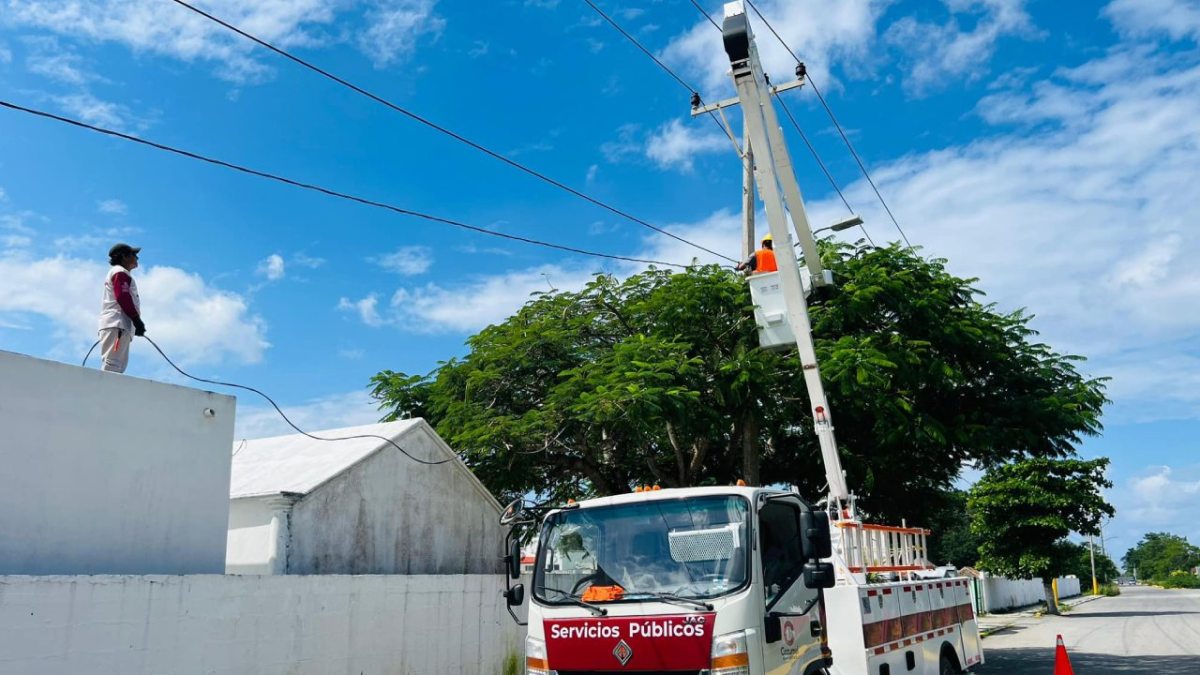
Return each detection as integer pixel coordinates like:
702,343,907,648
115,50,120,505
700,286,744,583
229,419,426,499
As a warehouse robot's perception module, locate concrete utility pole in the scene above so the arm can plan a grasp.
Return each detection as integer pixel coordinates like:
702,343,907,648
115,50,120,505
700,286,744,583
1089,535,1099,595
741,119,756,262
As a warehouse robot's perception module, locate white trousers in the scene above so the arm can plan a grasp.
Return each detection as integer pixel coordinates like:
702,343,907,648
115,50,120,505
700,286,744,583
99,327,131,373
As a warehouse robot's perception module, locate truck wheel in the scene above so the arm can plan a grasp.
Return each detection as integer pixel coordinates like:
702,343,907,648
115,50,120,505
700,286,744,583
939,652,960,675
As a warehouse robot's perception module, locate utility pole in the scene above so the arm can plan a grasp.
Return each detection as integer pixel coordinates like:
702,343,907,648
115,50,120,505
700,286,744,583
1089,535,1099,595
741,120,756,262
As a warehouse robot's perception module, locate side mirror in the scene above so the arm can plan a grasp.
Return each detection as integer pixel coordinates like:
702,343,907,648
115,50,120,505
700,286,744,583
507,538,522,579
505,583,525,607
803,562,835,589
800,511,832,561
499,498,524,526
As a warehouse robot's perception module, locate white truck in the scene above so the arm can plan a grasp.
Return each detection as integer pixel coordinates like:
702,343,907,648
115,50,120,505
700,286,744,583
498,3,984,673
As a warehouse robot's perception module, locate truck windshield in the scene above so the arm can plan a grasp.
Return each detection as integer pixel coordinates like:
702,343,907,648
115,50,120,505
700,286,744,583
534,495,750,604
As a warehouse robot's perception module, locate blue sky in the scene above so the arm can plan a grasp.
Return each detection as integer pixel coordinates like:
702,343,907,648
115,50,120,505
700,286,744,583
2,0,1199,561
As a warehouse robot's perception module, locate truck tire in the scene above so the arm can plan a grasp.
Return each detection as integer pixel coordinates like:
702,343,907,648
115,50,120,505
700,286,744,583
939,651,960,675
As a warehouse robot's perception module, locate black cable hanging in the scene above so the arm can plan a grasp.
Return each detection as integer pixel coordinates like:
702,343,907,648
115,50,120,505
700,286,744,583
0,100,689,269
683,0,875,246
81,336,449,466
167,0,736,265
743,0,912,247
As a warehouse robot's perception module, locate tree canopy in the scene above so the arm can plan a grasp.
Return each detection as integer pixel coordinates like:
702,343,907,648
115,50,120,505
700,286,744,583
371,243,1108,525
1123,532,1200,580
968,457,1114,611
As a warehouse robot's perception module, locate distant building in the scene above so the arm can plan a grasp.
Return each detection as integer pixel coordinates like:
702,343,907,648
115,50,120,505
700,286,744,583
225,419,504,575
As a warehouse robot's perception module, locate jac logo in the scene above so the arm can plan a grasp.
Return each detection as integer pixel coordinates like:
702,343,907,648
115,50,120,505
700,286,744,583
684,615,707,625
612,639,633,666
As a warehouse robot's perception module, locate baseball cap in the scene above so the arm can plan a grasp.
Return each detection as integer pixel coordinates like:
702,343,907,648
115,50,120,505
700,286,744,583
108,243,142,259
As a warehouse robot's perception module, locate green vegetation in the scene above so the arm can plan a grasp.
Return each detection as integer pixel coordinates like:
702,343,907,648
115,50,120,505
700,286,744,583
500,649,520,675
968,458,1114,615
1057,539,1119,585
1123,532,1200,582
372,244,1107,526
1098,582,1121,597
1157,571,1200,589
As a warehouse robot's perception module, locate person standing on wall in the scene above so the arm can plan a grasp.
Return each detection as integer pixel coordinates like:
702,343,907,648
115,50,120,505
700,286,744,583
97,243,146,373
735,233,778,274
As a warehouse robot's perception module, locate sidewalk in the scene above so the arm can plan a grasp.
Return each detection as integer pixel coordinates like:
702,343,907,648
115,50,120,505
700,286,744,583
977,594,1103,637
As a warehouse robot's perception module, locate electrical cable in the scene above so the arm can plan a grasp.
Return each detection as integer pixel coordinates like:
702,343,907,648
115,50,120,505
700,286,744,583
580,0,743,153
140,334,451,466
774,94,875,246
742,0,912,248
0,99,688,269
682,0,874,246
81,337,442,465
167,0,735,265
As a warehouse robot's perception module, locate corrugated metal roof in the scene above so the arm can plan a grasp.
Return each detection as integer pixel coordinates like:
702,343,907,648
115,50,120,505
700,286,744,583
229,419,423,499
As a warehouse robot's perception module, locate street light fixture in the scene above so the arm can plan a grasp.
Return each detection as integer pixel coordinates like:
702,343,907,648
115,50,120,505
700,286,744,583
804,214,864,245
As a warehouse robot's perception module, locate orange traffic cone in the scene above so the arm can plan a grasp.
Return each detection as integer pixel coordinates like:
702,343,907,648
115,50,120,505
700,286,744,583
1054,634,1075,675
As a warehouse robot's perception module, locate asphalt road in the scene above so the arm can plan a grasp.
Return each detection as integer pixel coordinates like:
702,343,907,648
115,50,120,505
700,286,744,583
974,586,1200,674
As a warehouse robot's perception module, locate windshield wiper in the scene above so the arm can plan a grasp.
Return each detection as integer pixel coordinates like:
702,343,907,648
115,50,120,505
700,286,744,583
625,591,714,611
540,586,608,616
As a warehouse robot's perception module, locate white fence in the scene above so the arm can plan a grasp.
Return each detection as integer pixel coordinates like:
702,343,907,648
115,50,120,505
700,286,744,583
974,573,1081,613
0,574,523,675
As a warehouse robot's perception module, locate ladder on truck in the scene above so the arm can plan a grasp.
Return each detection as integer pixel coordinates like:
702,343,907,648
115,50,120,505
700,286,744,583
699,1,935,585
836,522,932,577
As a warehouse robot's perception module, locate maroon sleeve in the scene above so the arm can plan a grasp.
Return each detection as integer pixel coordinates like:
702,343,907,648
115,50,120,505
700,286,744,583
112,272,141,321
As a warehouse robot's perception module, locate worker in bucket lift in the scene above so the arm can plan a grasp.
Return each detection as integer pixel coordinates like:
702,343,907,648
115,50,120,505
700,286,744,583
735,233,778,274
97,243,146,373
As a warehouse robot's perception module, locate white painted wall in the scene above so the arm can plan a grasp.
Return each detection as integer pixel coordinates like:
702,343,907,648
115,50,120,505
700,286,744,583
226,496,297,575
976,573,1081,613
0,351,235,575
289,426,503,575
0,574,523,675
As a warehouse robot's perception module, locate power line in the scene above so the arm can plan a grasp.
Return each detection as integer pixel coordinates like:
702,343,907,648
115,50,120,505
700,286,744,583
0,99,688,269
140,336,450,466
167,0,735,264
743,0,912,248
774,93,875,246
682,0,874,246
580,0,741,152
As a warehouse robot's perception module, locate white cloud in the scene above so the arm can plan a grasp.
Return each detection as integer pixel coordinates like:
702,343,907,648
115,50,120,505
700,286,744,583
0,0,439,82
805,44,1200,419
371,245,433,275
586,163,599,183
1122,465,1200,541
54,92,140,131
386,265,595,332
1104,0,1200,42
645,118,731,171
359,0,445,68
885,0,1037,95
0,251,269,365
1,234,31,249
338,294,385,327
97,198,127,215
663,0,888,96
0,42,11,64
256,253,286,281
234,389,381,439
292,252,326,269
26,48,90,85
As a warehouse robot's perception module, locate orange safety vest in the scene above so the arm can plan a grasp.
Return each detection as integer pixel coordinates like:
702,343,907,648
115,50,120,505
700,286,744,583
754,248,778,273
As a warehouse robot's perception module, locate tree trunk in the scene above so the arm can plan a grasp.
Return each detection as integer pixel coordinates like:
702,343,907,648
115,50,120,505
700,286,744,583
741,408,760,486
1042,580,1060,615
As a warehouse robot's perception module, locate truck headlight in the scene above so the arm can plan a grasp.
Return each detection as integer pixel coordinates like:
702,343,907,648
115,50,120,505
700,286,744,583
710,629,751,674
525,635,551,675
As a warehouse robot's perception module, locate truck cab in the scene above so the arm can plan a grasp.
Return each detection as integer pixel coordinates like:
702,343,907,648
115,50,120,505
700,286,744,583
503,486,836,675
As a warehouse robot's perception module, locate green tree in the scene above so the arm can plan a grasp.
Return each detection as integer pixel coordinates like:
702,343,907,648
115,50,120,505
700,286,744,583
924,489,982,568
1123,532,1200,581
968,458,1115,614
372,245,1107,525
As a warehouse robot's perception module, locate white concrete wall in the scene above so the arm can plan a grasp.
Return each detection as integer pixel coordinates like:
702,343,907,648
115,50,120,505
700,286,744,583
0,351,235,575
977,573,1081,613
287,425,505,575
0,574,522,675
226,497,295,575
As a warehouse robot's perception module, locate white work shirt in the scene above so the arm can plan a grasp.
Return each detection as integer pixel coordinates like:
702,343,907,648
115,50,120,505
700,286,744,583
98,265,140,332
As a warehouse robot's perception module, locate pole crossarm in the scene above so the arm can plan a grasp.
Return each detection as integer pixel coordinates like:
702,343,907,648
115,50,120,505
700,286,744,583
689,78,806,116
